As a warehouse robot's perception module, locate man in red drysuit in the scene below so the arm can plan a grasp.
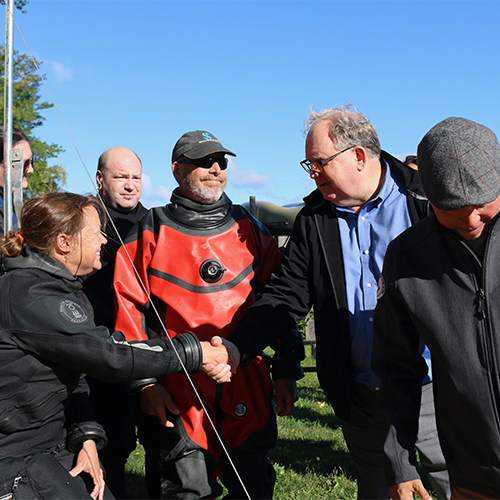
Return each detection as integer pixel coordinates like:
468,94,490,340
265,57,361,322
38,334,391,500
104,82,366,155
114,130,303,499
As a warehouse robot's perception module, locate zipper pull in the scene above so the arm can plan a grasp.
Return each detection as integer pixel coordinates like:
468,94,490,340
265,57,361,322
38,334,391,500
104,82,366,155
12,474,23,492
477,289,486,320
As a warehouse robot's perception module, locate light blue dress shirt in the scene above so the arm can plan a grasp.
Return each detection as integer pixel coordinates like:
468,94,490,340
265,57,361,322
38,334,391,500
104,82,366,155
335,160,431,389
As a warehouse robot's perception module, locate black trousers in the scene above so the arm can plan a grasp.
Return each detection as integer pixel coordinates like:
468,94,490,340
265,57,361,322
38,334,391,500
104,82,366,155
159,411,276,500
87,377,162,499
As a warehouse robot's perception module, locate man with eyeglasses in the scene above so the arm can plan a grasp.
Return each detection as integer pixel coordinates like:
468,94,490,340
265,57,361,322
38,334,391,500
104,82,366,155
83,147,159,500
113,130,303,499
227,106,450,499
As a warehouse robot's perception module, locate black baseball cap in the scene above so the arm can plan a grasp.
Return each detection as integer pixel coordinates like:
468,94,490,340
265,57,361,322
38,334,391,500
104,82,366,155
172,130,236,163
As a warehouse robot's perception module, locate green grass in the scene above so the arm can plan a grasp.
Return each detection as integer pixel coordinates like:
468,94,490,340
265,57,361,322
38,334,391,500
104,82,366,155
124,341,440,500
269,349,357,500
124,351,439,500
124,346,358,499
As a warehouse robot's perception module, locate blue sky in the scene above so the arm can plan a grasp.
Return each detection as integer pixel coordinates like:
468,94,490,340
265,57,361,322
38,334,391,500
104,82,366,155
9,0,500,208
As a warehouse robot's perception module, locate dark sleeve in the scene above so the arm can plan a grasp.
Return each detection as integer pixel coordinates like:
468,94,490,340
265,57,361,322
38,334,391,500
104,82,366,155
64,375,96,426
64,388,108,452
270,328,305,381
228,210,314,359
10,287,202,382
371,246,428,487
63,376,108,452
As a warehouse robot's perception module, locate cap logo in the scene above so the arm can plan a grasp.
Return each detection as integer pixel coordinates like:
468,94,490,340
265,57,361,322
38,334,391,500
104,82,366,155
199,132,219,144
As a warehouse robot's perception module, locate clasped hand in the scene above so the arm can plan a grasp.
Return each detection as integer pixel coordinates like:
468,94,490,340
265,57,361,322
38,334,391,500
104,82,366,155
200,336,241,383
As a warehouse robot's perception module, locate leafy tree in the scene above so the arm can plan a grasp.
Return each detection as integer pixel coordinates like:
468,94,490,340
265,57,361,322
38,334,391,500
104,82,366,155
0,46,66,196
0,1,29,14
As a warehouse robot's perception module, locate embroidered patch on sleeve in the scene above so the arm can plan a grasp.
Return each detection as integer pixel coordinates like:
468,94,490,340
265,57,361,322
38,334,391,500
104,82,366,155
59,299,88,324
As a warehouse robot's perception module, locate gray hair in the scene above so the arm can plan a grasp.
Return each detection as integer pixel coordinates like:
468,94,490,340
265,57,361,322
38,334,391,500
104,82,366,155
304,105,381,159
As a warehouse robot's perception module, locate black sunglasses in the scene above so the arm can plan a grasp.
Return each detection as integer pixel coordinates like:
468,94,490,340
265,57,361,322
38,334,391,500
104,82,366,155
25,153,36,169
180,156,228,170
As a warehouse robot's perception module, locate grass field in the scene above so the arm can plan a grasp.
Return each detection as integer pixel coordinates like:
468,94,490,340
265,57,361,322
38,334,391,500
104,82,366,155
124,345,358,499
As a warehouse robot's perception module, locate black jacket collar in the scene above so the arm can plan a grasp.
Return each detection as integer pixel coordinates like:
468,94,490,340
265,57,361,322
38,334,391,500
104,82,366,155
4,247,78,281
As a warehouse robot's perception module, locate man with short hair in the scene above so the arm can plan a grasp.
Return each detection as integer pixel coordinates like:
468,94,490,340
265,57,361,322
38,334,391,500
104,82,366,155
86,147,146,329
113,130,302,499
372,117,500,500
97,146,143,213
83,147,157,499
227,106,450,499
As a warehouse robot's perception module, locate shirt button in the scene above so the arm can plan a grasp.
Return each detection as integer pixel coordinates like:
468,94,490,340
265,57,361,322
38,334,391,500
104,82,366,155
360,216,366,221
364,250,369,254
375,386,380,391
367,283,372,288
369,317,374,322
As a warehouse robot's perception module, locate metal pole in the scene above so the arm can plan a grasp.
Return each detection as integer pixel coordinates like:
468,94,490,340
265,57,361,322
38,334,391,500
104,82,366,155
3,0,14,235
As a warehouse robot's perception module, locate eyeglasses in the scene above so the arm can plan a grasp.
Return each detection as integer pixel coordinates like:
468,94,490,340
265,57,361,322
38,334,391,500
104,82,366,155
24,154,36,169
300,145,355,174
180,156,228,170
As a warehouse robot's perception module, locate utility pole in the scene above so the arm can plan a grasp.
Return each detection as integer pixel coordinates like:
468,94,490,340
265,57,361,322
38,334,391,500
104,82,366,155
3,0,15,235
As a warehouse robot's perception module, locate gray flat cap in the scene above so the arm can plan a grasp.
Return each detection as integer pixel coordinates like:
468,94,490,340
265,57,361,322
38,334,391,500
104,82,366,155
417,117,500,210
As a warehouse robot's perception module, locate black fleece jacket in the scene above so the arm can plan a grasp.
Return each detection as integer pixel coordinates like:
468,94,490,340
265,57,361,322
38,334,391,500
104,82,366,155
372,213,500,496
0,248,201,459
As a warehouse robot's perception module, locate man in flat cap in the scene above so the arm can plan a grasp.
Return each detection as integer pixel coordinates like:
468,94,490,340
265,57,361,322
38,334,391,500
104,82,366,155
113,130,303,499
372,117,500,500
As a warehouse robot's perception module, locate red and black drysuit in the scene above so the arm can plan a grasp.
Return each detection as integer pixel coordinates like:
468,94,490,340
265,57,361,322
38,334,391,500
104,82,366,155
114,190,300,499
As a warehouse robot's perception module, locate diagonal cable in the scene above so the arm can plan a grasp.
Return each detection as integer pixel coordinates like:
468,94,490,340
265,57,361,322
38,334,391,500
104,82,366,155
8,7,251,499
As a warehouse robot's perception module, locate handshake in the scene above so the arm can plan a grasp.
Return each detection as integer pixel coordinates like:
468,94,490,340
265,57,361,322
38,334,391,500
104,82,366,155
200,336,242,383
